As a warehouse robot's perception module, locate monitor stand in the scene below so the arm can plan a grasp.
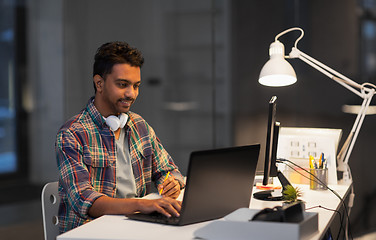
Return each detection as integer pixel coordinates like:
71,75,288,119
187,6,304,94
253,171,291,201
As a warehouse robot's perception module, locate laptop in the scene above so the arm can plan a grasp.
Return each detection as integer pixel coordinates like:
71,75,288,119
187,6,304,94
126,144,260,226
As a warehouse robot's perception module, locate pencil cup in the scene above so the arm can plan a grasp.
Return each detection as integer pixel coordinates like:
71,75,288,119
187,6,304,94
310,168,328,190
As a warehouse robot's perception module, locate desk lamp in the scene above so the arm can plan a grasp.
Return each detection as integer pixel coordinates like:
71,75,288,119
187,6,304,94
258,27,376,184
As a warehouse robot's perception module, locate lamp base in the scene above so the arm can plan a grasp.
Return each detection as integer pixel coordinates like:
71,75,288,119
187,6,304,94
337,167,352,185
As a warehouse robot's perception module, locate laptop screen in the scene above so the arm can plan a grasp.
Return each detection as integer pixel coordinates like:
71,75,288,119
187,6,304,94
126,144,260,226
178,144,260,225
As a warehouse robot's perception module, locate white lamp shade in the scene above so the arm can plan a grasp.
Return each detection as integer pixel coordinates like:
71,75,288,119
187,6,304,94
259,58,297,87
258,41,297,87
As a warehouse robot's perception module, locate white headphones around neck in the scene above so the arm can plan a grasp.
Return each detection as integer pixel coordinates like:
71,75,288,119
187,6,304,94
104,113,128,131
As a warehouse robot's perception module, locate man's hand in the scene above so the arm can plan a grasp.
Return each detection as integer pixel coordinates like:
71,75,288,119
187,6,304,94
158,175,181,199
137,197,181,218
89,195,181,218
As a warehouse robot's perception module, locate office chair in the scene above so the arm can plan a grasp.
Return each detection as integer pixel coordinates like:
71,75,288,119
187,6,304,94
41,181,60,240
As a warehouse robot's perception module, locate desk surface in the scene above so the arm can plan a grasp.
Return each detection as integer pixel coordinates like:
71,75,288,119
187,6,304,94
57,183,351,240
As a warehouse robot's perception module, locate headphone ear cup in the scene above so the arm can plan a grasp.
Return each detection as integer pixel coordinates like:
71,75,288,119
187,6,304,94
105,115,120,131
119,113,128,128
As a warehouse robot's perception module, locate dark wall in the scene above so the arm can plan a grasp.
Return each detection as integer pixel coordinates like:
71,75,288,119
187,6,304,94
231,0,376,236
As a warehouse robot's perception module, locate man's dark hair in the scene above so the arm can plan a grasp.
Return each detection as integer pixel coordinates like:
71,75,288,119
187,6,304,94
93,41,144,92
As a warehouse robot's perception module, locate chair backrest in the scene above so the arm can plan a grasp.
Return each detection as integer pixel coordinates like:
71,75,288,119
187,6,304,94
41,181,60,240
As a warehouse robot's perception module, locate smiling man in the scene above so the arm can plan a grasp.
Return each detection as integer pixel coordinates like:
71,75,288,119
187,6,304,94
55,42,185,233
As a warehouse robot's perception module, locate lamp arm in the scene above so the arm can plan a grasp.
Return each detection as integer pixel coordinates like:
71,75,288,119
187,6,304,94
287,47,376,182
289,47,365,97
341,92,374,165
336,92,374,183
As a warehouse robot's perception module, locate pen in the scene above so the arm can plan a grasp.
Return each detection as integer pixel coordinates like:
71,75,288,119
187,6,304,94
159,171,170,195
309,155,315,169
321,153,326,169
319,153,322,169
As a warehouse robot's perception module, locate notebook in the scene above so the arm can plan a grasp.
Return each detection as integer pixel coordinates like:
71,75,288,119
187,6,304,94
126,144,260,226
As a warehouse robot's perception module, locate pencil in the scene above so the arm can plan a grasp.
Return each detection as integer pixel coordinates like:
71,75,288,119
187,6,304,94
159,171,170,195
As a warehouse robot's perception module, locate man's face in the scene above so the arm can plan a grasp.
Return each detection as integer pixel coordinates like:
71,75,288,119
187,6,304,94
95,63,141,116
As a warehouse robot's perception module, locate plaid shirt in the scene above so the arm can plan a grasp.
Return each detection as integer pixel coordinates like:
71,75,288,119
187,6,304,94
55,97,184,233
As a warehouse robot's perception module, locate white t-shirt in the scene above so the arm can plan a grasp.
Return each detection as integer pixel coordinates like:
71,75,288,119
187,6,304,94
115,128,137,198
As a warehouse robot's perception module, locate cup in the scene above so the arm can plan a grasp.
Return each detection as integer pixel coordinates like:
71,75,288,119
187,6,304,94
310,168,328,190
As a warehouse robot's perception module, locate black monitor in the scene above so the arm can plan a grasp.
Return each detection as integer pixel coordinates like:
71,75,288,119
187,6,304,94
253,96,291,201
262,96,278,185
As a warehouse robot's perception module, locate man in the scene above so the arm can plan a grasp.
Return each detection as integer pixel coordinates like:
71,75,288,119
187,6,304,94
56,41,185,233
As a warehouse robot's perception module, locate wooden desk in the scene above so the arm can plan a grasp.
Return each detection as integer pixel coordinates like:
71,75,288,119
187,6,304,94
57,183,351,240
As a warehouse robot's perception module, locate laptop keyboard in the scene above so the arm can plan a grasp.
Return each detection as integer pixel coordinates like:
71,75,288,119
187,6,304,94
129,211,181,225
148,211,180,224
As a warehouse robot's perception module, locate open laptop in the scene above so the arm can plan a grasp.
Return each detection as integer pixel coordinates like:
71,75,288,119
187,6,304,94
126,144,260,226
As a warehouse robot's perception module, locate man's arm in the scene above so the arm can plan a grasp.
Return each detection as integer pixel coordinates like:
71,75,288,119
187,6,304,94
88,195,181,218
56,129,107,220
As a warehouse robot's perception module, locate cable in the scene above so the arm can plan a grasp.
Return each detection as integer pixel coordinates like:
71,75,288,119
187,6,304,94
283,159,353,240
346,185,355,240
274,27,304,49
282,161,350,239
280,159,342,199
282,161,312,182
305,205,344,240
361,82,376,91
282,161,353,239
278,158,353,239
306,205,342,220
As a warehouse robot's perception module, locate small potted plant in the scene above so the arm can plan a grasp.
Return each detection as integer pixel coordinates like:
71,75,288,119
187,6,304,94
282,185,303,204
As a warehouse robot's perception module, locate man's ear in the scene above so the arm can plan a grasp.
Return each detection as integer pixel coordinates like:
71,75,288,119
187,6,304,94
93,75,104,93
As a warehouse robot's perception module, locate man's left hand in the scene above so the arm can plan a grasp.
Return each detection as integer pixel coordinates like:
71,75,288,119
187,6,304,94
158,176,181,199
